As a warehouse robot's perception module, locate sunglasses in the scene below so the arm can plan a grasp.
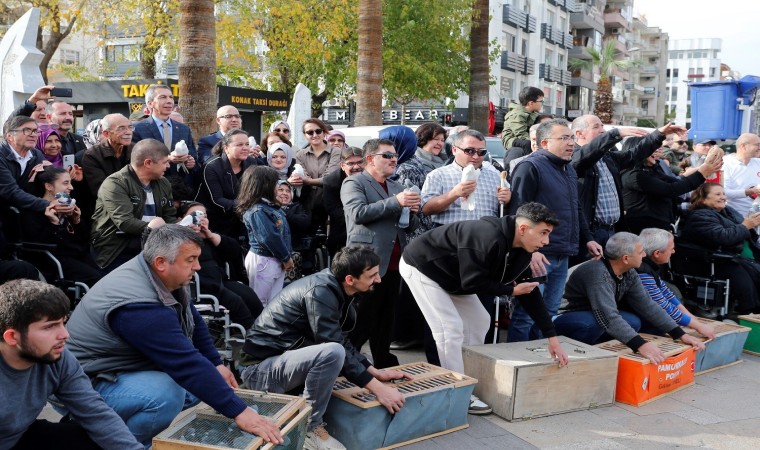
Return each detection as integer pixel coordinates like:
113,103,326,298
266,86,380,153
457,146,488,157
304,129,324,136
275,128,290,133
371,152,398,159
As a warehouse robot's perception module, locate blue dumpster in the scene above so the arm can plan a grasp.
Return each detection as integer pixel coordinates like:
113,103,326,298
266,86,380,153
688,75,760,141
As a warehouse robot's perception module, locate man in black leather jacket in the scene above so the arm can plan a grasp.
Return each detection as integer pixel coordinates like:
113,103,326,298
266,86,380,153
241,245,411,450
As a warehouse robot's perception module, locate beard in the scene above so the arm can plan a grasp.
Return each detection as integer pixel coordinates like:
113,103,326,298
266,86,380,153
18,340,61,365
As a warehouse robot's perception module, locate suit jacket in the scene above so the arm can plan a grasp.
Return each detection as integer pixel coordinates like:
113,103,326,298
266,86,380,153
197,130,223,165
60,132,87,156
131,117,199,182
340,171,418,276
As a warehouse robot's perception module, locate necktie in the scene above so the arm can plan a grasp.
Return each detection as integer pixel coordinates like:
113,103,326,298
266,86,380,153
162,122,172,149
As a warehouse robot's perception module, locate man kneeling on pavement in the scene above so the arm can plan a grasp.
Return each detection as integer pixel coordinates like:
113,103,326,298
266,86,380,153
554,232,705,363
241,245,411,450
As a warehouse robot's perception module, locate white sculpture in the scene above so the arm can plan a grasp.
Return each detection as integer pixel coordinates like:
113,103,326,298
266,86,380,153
0,8,46,123
287,83,312,150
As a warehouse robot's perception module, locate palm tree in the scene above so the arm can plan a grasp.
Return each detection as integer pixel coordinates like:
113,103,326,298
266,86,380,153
468,0,490,134
568,39,639,124
354,0,383,126
178,0,217,140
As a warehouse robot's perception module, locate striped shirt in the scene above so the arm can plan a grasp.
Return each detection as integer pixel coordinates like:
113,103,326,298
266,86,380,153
638,272,691,326
421,162,502,225
140,185,157,222
594,160,620,225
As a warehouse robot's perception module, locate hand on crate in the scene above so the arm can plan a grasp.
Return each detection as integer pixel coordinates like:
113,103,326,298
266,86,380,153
691,321,717,340
637,341,665,364
234,407,284,444
547,337,569,368
680,334,706,352
366,378,405,414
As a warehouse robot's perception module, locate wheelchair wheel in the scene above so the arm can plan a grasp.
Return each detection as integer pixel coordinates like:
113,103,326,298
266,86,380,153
315,246,329,271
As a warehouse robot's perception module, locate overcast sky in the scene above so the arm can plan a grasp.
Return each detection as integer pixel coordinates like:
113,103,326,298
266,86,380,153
633,0,760,77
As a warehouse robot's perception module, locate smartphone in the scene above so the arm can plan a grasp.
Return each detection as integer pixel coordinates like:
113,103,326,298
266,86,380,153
63,154,75,170
50,87,73,97
522,275,548,284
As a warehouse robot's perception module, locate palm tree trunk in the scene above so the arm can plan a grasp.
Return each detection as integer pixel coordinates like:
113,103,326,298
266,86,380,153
594,78,614,124
468,0,490,133
355,0,383,126
179,0,217,140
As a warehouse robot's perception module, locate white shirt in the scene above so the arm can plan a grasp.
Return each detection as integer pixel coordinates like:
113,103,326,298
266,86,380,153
723,155,760,216
9,146,34,174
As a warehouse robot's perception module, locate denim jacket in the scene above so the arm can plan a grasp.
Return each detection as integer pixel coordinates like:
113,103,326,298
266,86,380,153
243,199,292,261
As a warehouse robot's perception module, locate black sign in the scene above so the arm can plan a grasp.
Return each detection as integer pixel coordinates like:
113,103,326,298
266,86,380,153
218,86,290,112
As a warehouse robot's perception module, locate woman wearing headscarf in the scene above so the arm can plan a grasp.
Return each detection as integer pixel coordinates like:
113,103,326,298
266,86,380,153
378,125,417,168
36,127,83,182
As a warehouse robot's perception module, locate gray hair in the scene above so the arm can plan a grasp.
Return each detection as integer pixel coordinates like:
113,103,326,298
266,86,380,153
45,100,69,115
605,232,641,260
131,139,170,166
571,115,591,132
100,114,127,131
639,228,672,256
529,123,541,134
536,118,570,145
145,84,173,104
452,129,485,148
143,224,203,265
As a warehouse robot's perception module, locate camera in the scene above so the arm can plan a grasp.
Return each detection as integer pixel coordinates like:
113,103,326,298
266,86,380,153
190,210,206,225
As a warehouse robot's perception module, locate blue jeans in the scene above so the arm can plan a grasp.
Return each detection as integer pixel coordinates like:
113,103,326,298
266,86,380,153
240,343,344,430
507,254,568,342
553,310,642,345
92,371,198,449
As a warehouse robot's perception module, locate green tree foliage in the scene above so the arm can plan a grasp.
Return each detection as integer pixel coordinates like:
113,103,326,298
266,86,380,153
382,0,471,113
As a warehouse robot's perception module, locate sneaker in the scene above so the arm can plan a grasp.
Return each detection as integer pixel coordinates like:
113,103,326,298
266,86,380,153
304,424,346,450
468,395,492,415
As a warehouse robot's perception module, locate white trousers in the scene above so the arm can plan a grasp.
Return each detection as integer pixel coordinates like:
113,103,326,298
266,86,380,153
399,257,490,373
245,251,285,308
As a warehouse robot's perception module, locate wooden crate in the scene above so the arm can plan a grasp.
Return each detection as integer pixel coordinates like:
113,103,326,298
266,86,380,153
462,337,618,421
153,390,310,450
324,362,476,449
738,314,760,356
683,318,751,374
596,334,695,406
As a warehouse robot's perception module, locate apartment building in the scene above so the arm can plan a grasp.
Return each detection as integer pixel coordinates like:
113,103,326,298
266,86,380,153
665,38,723,128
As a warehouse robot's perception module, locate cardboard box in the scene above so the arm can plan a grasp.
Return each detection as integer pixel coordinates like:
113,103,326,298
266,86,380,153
596,334,695,406
462,337,619,421
738,314,760,356
684,317,750,374
325,362,476,450
153,390,309,450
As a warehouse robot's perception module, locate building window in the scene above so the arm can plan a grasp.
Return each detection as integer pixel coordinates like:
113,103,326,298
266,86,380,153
710,67,716,77
670,86,678,102
641,100,649,110
59,49,80,65
545,49,554,67
503,32,516,53
105,44,141,62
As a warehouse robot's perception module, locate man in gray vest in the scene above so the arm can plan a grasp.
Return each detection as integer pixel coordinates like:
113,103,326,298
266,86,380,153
66,225,282,448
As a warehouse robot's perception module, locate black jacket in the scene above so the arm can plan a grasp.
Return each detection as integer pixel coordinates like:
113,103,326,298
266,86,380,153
621,161,705,226
323,168,347,250
82,141,133,196
243,270,373,387
572,129,664,229
680,206,760,256
0,141,49,213
195,154,258,237
402,215,557,337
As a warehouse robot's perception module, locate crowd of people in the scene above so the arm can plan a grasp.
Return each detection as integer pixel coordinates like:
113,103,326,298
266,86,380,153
2,83,759,450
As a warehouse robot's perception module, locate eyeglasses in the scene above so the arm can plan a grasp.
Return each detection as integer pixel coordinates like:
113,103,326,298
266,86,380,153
343,160,365,167
533,99,545,103
547,135,576,142
328,138,345,143
304,129,324,136
274,128,290,133
371,152,398,159
12,127,39,136
675,140,687,145
218,114,241,119
456,146,488,157
113,125,135,132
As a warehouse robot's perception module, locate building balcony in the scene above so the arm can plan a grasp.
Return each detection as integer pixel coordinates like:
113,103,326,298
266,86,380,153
102,60,141,78
539,64,572,86
611,66,630,82
501,51,526,73
162,61,178,77
641,86,656,98
548,0,575,13
624,82,644,93
540,23,573,49
569,5,605,33
640,64,659,74
612,86,624,103
603,35,628,54
604,10,631,31
623,106,644,116
570,73,597,90
503,4,537,33
524,57,536,76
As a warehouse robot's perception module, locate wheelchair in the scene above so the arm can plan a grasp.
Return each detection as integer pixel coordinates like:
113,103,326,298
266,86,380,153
189,272,247,370
288,226,331,281
667,239,733,319
2,207,89,307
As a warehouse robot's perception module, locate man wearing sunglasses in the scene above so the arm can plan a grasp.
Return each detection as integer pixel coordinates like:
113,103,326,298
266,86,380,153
421,129,511,225
661,134,689,175
198,105,243,165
